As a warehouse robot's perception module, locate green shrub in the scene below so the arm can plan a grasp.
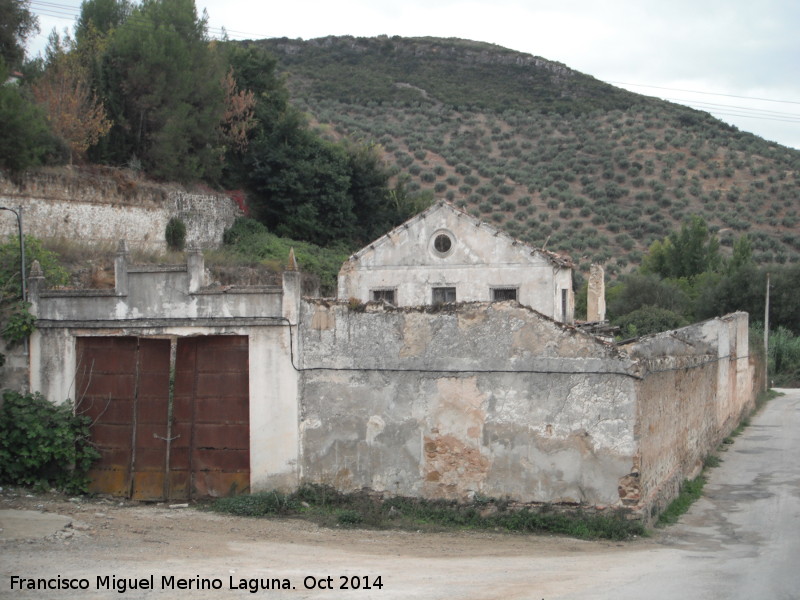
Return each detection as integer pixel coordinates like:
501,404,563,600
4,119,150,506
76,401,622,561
2,301,36,346
767,326,800,386
0,391,100,493
211,490,299,516
614,305,689,338
0,71,59,173
165,217,187,251
220,218,350,295
0,236,69,301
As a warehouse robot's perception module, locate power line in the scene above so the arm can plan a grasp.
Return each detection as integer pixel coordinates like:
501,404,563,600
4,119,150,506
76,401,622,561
608,80,800,106
659,98,800,124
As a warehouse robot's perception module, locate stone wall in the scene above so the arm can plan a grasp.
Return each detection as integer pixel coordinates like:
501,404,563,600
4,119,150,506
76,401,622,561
298,303,756,519
0,169,242,251
623,313,754,519
298,300,640,506
21,243,758,517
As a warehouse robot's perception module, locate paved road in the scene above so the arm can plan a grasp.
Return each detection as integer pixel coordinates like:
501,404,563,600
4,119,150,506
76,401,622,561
575,388,800,600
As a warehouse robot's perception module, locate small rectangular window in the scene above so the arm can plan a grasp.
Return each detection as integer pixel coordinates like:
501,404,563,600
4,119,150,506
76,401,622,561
561,288,569,321
371,289,396,304
432,287,456,304
491,287,518,301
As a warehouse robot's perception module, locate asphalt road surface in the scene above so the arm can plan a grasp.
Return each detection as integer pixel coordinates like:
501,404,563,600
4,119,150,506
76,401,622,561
593,387,800,600
1,389,799,599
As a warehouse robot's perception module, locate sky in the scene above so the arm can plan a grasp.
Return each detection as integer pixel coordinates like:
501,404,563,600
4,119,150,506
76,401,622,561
26,0,800,149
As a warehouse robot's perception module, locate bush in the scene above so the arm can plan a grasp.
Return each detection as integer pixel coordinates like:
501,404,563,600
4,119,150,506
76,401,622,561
165,217,187,251
767,326,800,386
614,305,689,338
0,391,99,493
2,301,36,346
0,236,69,302
221,218,350,295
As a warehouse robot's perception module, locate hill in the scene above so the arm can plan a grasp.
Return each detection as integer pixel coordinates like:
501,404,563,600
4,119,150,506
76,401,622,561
254,35,800,277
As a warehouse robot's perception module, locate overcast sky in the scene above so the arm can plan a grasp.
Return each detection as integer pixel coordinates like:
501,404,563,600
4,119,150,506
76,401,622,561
27,0,800,149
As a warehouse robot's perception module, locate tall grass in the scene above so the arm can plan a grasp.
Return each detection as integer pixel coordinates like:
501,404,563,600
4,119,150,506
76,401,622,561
768,326,800,386
751,323,800,387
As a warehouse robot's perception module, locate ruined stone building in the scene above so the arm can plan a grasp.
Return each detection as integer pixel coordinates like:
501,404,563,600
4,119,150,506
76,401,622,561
338,202,575,323
21,204,758,522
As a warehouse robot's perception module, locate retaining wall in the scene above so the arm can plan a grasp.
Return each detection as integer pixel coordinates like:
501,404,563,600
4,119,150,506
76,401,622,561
0,169,242,251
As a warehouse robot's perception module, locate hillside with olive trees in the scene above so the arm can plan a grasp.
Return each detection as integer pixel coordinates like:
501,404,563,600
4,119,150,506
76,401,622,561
254,35,800,277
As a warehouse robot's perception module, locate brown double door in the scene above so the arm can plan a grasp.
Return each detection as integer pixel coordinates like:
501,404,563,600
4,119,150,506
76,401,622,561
75,336,249,500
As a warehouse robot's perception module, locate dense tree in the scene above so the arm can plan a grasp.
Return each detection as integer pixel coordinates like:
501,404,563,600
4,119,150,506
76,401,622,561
31,40,111,164
96,0,227,181
727,234,754,274
0,65,58,172
641,216,721,279
217,42,289,189
245,107,356,245
607,272,691,321
0,0,38,70
693,264,763,324
74,0,131,43
346,141,401,243
219,67,256,154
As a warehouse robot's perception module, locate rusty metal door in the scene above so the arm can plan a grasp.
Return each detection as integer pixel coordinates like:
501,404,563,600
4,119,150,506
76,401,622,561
171,336,250,498
76,335,250,500
76,337,171,500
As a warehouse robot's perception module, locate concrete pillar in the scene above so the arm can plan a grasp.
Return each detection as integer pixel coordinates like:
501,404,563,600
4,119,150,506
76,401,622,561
114,240,129,297
187,245,205,293
587,263,606,322
282,269,301,325
26,260,44,316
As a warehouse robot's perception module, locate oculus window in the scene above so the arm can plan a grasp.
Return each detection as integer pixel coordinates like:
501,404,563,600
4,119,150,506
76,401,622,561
431,230,455,258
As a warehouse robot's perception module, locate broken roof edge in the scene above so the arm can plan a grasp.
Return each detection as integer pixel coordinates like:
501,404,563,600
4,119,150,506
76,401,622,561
305,297,622,355
344,200,574,268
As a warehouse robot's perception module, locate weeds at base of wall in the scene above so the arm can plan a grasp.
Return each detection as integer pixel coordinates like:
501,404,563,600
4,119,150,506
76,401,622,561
656,476,707,527
656,388,781,527
207,484,646,541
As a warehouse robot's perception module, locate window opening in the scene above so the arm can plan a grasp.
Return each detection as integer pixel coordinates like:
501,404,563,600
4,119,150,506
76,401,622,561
492,287,518,301
371,289,396,304
432,287,456,303
434,234,452,254
432,231,455,257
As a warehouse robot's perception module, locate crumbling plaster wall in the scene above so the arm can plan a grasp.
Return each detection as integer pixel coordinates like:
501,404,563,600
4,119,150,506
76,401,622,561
298,301,639,506
337,203,574,322
624,312,754,517
27,251,303,493
0,171,241,251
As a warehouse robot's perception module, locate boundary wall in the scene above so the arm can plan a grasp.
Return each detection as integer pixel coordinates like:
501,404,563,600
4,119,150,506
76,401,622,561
0,170,241,251
20,249,756,520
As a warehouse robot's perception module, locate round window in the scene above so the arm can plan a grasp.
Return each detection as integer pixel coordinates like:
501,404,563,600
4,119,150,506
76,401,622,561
434,233,452,254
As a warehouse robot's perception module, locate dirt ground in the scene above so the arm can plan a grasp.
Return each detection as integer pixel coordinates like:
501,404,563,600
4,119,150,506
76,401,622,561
0,486,657,600
5,393,800,599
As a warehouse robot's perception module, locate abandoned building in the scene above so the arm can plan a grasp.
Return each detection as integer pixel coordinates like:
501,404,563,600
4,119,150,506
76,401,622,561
338,202,575,323
22,221,758,522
